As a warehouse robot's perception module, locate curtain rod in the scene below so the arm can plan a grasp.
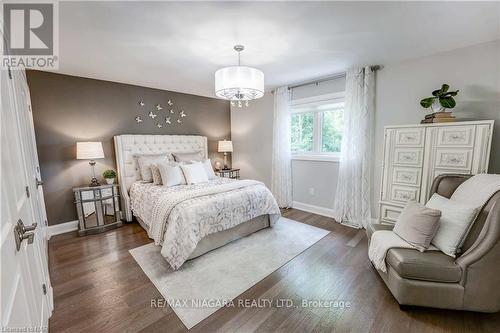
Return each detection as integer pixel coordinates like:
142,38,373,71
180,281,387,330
287,65,383,90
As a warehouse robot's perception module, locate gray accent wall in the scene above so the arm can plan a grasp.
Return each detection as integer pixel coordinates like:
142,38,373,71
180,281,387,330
27,71,230,225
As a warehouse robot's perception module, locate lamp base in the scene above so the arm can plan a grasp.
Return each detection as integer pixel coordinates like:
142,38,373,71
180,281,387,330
89,177,100,187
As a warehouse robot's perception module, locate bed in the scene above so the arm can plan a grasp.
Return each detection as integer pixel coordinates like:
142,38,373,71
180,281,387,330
114,134,280,269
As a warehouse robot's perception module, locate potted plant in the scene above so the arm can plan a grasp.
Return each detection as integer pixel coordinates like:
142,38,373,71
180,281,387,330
103,169,116,185
420,84,459,113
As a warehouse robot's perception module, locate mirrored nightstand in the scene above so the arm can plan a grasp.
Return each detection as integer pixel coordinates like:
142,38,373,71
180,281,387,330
73,184,122,236
215,168,240,179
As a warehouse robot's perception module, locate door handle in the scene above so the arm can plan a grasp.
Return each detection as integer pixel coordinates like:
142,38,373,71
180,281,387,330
14,219,37,251
36,178,44,188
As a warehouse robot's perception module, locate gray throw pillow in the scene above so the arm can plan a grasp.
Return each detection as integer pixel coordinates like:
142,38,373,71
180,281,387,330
172,151,203,162
393,202,441,252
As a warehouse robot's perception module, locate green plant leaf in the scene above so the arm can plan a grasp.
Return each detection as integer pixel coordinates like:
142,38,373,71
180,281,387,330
441,84,449,93
420,97,435,108
432,89,441,96
445,90,459,97
439,96,456,108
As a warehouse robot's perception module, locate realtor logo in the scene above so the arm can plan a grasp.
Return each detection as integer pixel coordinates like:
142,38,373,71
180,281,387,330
2,1,59,69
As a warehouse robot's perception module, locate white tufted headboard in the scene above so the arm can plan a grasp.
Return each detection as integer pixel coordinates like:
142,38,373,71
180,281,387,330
114,134,208,221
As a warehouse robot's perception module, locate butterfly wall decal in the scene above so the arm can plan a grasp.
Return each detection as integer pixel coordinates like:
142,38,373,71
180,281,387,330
135,116,143,123
165,117,171,124
157,123,163,128
177,118,182,124
148,111,157,119
156,104,163,111
138,100,145,106
169,109,174,114
167,100,174,106
179,110,186,117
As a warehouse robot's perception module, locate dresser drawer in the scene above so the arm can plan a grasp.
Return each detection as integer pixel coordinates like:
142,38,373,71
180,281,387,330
391,185,420,203
435,148,473,170
392,167,421,186
395,128,424,146
393,148,423,166
437,126,475,147
380,204,404,223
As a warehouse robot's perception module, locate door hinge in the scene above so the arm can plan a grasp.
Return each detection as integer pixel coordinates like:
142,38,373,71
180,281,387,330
25,186,30,198
8,66,12,79
42,284,47,295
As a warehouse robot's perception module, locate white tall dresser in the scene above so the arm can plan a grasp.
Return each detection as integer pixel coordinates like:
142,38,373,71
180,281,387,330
379,120,494,224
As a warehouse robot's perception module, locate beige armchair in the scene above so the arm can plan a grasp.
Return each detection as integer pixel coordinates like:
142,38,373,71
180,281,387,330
367,174,500,312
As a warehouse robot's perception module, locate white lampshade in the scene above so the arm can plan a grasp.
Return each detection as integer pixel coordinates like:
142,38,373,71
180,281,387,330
215,66,264,101
218,140,233,153
76,142,104,160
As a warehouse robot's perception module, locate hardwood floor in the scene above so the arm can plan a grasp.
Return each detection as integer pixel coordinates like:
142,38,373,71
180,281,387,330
48,209,500,332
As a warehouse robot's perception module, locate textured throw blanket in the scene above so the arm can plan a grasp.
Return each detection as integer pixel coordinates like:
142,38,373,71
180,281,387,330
450,173,500,207
369,231,413,272
146,179,280,269
369,231,438,272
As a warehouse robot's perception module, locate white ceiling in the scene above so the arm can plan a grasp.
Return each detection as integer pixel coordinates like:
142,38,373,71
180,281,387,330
53,1,500,98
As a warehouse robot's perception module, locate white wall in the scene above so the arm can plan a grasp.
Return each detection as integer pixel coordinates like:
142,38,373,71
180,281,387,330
372,40,500,216
230,94,274,187
231,78,345,214
231,40,500,218
290,77,346,213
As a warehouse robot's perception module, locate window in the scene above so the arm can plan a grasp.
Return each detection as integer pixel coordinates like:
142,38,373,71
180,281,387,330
290,93,344,160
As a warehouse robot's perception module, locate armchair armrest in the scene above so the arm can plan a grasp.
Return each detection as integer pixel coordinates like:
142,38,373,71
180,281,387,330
366,222,394,241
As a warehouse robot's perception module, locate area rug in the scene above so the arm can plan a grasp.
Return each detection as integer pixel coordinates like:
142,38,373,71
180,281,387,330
129,217,330,329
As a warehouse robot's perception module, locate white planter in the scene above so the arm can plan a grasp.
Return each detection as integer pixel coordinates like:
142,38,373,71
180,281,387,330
105,178,115,185
431,99,446,113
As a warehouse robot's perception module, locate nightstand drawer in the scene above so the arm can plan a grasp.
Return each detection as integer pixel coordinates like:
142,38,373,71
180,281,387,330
73,184,122,236
215,169,240,179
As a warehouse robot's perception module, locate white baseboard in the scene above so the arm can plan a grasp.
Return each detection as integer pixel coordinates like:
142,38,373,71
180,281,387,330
46,220,78,239
292,201,335,218
292,202,380,226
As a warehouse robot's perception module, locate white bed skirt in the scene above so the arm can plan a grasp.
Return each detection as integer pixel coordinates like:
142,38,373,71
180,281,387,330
135,214,271,260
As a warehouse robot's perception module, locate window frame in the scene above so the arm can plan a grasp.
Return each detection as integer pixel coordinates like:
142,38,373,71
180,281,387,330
290,92,345,162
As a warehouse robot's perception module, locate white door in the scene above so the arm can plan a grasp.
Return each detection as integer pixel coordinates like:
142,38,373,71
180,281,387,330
12,69,53,312
1,66,52,330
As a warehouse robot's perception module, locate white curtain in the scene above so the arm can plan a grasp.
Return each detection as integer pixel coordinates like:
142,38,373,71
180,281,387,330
271,86,293,208
333,67,375,228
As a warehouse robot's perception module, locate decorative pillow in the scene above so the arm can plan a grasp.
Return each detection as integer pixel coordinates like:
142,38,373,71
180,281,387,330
180,162,209,184
426,193,480,257
201,159,217,180
151,164,162,185
173,151,204,162
136,154,172,182
393,202,441,252
157,162,186,187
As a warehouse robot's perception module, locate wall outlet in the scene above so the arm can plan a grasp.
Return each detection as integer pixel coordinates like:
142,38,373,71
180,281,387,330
308,187,315,196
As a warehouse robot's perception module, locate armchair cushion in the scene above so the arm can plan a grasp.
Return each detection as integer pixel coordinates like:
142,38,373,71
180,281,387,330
386,248,462,283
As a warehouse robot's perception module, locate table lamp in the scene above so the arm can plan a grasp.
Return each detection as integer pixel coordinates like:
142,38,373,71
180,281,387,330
218,140,233,170
77,141,104,187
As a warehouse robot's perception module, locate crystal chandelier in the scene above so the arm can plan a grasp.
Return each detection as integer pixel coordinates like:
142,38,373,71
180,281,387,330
215,45,264,107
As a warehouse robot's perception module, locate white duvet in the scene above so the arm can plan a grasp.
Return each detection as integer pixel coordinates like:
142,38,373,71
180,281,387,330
130,178,281,269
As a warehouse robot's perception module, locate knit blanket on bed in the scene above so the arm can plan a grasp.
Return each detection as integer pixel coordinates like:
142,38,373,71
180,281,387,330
148,179,280,270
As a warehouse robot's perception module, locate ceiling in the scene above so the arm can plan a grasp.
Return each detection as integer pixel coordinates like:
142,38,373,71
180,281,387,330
53,1,500,98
